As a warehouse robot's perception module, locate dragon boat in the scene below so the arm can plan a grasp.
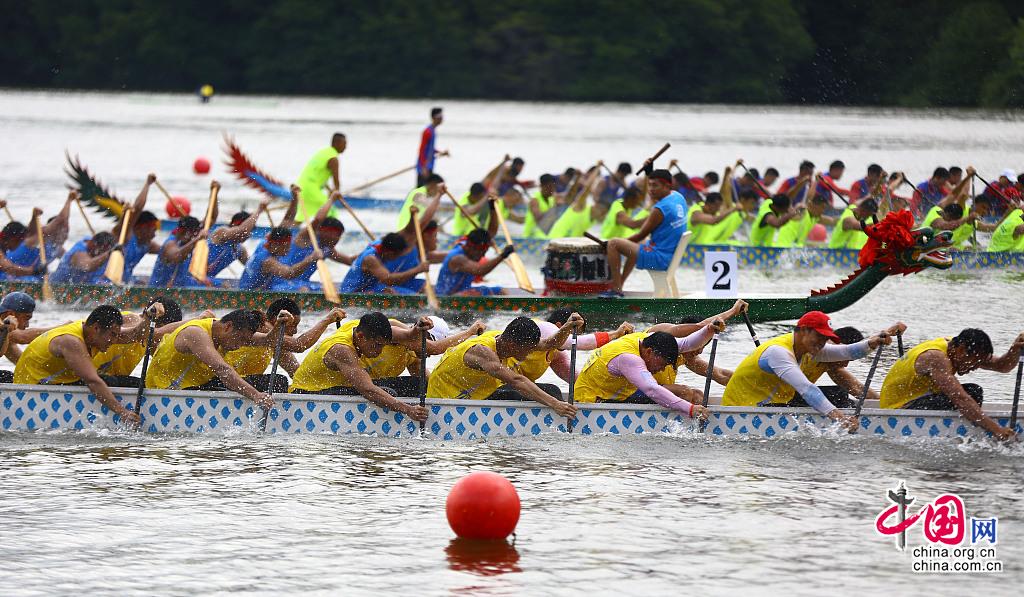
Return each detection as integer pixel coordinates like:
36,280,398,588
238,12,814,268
1,384,1019,441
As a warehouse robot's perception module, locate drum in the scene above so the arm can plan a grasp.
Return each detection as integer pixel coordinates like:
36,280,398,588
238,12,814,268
542,237,610,295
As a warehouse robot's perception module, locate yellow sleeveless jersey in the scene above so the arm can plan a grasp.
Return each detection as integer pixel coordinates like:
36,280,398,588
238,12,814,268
93,342,146,377
14,321,92,384
145,319,227,389
574,333,672,403
879,337,949,409
721,333,828,406
225,345,273,377
427,331,521,400
289,320,416,392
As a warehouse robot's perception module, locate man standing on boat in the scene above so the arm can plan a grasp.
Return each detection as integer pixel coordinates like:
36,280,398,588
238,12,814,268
722,311,897,431
879,329,1023,441
297,132,347,222
416,107,444,186
427,316,580,417
14,304,167,426
602,166,687,298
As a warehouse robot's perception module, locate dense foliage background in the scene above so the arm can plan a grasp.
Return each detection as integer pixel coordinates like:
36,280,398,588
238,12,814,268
4,0,1024,107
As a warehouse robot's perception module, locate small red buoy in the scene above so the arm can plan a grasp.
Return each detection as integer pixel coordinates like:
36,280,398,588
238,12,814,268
193,157,211,175
808,223,828,243
166,196,191,218
446,472,520,540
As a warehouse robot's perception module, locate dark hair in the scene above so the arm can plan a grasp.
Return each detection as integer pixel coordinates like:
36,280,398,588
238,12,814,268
466,228,491,245
800,160,815,171
221,309,263,334
739,189,759,201
642,331,679,364
867,164,883,176
512,157,525,166
617,162,632,175
705,192,723,205
381,232,407,253
859,198,879,213
765,167,780,177
950,328,993,357
933,167,950,179
424,219,439,232
85,305,123,329
1,222,27,238
136,211,158,226
829,160,845,170
177,216,201,231
704,171,720,185
810,195,828,205
974,194,992,206
623,187,641,200
149,296,182,326
91,231,115,248
470,182,485,195
833,326,864,345
267,297,300,320
502,317,541,346
745,168,761,180
539,174,555,185
942,204,964,219
230,211,250,226
1018,174,1024,185
771,194,791,210
674,172,689,186
949,166,963,176
319,217,344,233
356,312,393,341
431,107,443,117
563,167,577,177
546,308,573,326
332,132,346,144
426,174,444,185
267,227,292,243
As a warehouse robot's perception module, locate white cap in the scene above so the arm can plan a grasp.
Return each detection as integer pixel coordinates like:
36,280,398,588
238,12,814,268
426,316,451,341
1001,168,1017,180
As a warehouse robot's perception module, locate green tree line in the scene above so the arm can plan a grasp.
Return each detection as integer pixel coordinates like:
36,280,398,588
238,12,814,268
2,0,1023,107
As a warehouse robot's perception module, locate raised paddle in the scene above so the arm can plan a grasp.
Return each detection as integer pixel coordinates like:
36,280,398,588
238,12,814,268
188,181,219,283
443,189,532,292
567,328,578,433
329,189,376,241
104,208,133,285
1010,355,1023,433
896,332,904,357
737,162,774,200
260,314,287,432
32,212,54,302
418,325,428,433
410,206,440,310
850,343,886,431
491,197,535,293
599,162,629,191
132,303,160,427
75,196,96,235
299,194,341,304
635,143,671,175
698,332,720,433
742,310,760,346
153,180,191,220
262,203,276,228
815,174,851,206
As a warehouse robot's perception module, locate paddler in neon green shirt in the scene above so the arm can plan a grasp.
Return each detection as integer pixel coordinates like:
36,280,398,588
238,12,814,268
601,187,648,239
297,133,346,222
988,198,1024,252
688,193,744,245
713,189,760,245
751,194,800,247
452,183,490,236
396,174,445,230
775,195,836,247
828,198,877,250
522,174,558,238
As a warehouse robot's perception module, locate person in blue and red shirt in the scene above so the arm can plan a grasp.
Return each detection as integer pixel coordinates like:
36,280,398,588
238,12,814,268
849,164,883,201
777,160,815,205
913,167,950,219
815,160,849,208
981,168,1021,217
416,107,445,186
761,167,780,192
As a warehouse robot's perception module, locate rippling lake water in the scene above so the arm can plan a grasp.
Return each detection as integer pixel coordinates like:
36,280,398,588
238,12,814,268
1,91,1022,594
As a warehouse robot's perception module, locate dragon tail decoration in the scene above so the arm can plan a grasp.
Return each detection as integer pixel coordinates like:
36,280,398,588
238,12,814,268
64,152,126,221
222,134,292,201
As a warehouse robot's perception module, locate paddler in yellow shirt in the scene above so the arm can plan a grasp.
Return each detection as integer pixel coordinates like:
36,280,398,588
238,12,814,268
14,304,169,426
296,132,346,222
427,315,582,418
144,309,272,411
879,328,1023,441
91,298,184,387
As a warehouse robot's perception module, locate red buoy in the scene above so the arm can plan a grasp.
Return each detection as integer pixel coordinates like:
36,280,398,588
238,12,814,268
193,157,211,175
446,472,520,540
166,196,191,218
808,223,827,243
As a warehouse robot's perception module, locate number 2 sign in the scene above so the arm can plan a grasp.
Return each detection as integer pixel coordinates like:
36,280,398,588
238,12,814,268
704,251,737,297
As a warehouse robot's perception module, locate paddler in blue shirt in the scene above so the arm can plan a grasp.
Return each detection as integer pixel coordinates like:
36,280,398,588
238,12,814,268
339,233,430,294
271,192,353,292
1,194,71,281
296,132,346,222
50,231,116,285
148,216,205,287
602,165,688,298
117,174,162,283
190,197,270,287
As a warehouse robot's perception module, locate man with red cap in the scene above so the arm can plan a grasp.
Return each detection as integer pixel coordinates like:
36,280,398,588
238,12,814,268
721,311,897,431
602,162,688,297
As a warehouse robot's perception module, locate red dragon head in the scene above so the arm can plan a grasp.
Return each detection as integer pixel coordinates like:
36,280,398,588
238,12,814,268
858,210,954,275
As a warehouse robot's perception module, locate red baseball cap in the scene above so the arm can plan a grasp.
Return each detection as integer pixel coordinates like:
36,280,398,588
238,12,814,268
796,311,840,342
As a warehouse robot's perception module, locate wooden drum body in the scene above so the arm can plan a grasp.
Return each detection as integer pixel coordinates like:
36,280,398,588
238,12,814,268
542,237,610,295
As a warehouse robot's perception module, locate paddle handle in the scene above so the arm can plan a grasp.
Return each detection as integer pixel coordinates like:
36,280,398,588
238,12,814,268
298,190,341,304
896,332,904,357
636,143,671,175
419,328,427,433
261,322,286,432
852,344,885,421
1010,356,1023,432
567,330,578,433
133,319,157,421
153,180,190,218
815,174,850,206
411,208,439,310
737,163,773,199
699,334,719,433
33,212,53,301
742,311,760,346
75,197,96,235
332,190,376,240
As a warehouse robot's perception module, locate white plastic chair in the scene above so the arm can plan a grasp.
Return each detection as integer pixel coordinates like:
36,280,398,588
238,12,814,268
647,231,692,298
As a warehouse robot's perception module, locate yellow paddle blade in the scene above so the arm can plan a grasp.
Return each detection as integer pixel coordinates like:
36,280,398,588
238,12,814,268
507,253,534,293
317,261,340,303
189,240,210,282
42,277,54,302
105,250,125,285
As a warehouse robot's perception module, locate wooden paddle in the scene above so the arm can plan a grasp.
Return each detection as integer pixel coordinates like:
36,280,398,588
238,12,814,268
719,166,735,210
2,204,13,222
188,181,219,283
33,212,53,302
567,328,578,433
635,143,671,175
104,208,132,285
737,162,774,199
153,180,191,220
815,174,850,206
698,332,720,433
132,303,160,426
850,344,885,431
599,162,629,191
75,197,96,235
299,195,341,304
442,188,526,286
329,188,376,240
262,204,276,228
410,206,440,310
491,197,535,293
896,332,904,357
260,316,286,432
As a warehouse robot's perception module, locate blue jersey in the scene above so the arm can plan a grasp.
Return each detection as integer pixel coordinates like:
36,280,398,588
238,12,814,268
122,235,150,279
239,242,271,290
646,191,688,256
385,246,423,292
3,239,60,281
50,239,107,285
339,244,386,293
436,245,474,296
204,239,242,279
149,236,192,287
598,175,624,204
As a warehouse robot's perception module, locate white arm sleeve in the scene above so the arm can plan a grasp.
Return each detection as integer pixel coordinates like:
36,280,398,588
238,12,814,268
677,324,714,353
758,345,836,415
816,339,870,362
